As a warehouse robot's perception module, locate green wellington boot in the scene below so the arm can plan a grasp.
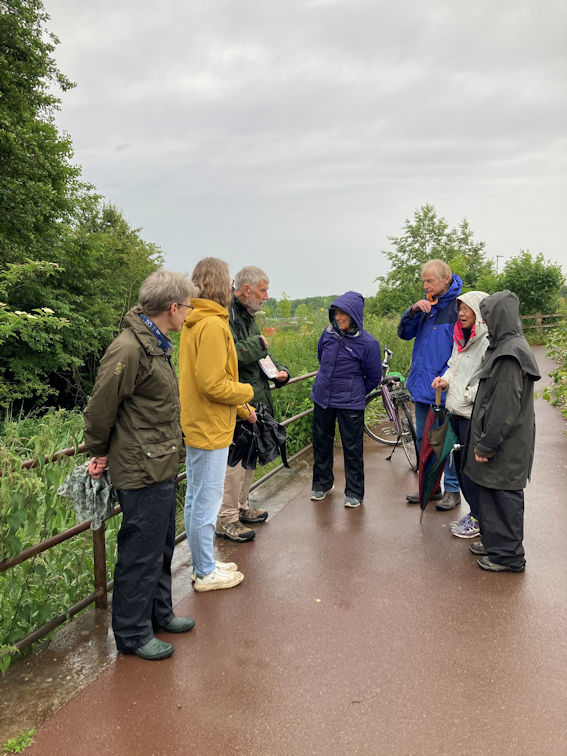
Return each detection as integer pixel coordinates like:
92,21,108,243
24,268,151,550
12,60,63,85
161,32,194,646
134,637,174,660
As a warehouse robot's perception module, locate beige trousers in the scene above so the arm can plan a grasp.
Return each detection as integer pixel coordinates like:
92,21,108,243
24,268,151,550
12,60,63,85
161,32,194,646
218,465,255,523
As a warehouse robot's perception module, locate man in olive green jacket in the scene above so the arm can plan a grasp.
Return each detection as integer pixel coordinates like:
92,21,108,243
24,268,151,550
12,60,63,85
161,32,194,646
215,266,290,542
84,271,195,661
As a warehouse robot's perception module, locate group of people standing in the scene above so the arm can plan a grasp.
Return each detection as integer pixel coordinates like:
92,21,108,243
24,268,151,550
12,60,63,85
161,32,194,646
83,256,539,662
399,260,539,573
84,260,289,660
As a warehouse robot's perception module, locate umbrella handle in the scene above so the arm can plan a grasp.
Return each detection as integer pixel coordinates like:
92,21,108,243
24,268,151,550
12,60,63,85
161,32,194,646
435,388,442,406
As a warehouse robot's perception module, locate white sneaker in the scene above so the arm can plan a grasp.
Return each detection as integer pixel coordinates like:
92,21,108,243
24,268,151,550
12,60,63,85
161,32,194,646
191,561,238,582
193,566,244,592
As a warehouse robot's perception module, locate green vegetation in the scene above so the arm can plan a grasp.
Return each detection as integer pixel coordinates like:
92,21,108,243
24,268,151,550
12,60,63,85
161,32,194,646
1,729,36,754
499,252,564,315
542,324,567,419
0,1,161,411
367,204,564,318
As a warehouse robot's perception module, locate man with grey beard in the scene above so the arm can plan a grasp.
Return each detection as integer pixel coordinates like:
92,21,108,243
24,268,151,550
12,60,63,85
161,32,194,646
215,266,290,542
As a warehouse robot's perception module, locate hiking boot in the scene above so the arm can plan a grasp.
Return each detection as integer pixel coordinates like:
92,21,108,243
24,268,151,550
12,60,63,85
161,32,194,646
239,507,268,523
157,617,195,633
435,491,461,511
450,513,480,539
477,556,525,573
469,541,487,556
344,496,361,508
191,561,237,582
134,637,174,661
311,485,335,501
215,520,255,542
405,490,442,504
193,566,245,592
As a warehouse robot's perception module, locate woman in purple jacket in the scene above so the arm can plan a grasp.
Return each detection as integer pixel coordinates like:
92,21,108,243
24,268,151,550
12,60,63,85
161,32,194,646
310,291,382,508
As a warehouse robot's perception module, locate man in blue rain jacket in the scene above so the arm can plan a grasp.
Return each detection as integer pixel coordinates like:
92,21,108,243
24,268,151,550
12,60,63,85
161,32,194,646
397,259,462,510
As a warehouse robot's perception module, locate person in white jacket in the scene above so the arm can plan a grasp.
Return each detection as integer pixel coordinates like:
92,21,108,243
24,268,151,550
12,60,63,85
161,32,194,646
432,291,489,538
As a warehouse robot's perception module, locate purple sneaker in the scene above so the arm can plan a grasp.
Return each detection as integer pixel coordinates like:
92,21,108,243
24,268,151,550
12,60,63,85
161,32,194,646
450,513,480,539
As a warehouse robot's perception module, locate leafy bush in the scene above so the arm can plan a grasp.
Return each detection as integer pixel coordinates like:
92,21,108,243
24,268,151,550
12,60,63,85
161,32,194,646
542,324,567,419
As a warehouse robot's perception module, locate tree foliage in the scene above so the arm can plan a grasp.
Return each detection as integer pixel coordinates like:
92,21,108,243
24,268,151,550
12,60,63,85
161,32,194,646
499,251,564,315
0,0,162,411
368,205,496,315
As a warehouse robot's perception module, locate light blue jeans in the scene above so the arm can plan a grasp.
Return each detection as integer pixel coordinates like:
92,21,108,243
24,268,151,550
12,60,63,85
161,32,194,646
184,446,229,577
414,401,459,492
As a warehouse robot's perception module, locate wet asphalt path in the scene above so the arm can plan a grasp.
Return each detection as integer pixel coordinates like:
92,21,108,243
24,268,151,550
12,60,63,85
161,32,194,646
5,346,567,755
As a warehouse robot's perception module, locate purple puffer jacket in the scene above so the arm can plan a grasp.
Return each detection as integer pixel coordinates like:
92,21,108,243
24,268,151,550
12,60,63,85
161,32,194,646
310,291,382,410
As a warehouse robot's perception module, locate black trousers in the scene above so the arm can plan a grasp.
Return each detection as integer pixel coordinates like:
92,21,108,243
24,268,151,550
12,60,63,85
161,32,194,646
477,485,526,568
449,414,480,519
112,477,177,653
312,404,365,500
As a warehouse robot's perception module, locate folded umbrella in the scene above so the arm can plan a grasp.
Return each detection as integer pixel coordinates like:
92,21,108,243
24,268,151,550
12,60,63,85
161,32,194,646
418,389,459,521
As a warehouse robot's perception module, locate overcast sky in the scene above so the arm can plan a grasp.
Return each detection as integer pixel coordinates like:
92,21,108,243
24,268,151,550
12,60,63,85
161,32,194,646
45,0,566,299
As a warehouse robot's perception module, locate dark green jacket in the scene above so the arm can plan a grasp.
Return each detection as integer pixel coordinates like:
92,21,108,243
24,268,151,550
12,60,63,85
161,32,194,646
83,308,183,490
228,296,290,414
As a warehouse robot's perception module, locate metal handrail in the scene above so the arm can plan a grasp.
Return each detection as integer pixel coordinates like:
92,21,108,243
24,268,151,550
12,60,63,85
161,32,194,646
3,369,318,656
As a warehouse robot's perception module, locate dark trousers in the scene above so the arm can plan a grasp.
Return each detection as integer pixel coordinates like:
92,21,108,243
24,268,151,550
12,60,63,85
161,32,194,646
112,477,177,653
449,413,480,519
312,404,364,500
477,485,526,568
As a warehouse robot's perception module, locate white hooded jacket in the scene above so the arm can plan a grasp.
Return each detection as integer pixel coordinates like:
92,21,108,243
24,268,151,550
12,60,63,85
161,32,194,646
442,290,489,419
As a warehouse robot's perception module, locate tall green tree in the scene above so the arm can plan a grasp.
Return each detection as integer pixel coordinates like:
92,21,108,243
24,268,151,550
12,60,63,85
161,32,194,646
499,251,564,315
0,0,82,266
0,0,162,410
369,205,495,315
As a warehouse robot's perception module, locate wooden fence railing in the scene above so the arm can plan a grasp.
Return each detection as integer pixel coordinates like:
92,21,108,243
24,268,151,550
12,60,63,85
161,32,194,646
520,312,565,338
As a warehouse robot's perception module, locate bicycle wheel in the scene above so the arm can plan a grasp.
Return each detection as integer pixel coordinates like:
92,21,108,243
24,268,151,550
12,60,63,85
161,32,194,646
364,390,397,446
395,401,418,471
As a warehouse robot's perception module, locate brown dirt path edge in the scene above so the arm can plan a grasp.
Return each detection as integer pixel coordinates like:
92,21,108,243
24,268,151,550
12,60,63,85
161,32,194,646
13,347,567,755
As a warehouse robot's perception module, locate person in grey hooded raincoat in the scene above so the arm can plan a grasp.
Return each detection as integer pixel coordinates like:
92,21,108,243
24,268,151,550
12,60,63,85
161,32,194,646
310,291,382,508
464,290,540,573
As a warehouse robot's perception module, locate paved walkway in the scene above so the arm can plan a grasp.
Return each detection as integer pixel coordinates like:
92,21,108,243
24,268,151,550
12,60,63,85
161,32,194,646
11,348,567,754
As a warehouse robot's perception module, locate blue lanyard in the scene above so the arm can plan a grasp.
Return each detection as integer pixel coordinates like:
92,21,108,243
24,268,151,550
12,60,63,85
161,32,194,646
138,313,172,353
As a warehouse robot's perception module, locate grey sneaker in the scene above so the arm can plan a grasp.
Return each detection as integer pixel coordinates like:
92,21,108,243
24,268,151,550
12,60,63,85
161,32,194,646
193,566,245,592
477,556,525,573
311,485,335,501
469,541,487,556
435,491,461,511
191,561,237,582
215,520,255,542
344,496,361,508
450,513,480,539
239,506,268,523
406,490,442,504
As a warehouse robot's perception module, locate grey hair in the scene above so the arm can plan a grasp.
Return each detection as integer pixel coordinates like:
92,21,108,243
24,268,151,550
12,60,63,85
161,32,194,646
421,258,452,281
233,266,269,290
138,270,197,316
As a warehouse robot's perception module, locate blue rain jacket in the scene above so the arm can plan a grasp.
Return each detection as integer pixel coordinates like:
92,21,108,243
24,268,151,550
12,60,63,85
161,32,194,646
310,291,382,410
397,274,462,405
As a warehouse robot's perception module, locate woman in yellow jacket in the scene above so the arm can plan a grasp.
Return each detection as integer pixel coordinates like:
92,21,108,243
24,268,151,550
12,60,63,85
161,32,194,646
179,258,255,591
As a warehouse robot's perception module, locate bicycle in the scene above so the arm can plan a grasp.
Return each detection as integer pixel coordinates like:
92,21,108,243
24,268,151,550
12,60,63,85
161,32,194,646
363,347,418,471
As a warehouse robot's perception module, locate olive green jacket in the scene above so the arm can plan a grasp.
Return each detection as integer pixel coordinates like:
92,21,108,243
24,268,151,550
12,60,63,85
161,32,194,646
228,296,290,414
83,308,183,490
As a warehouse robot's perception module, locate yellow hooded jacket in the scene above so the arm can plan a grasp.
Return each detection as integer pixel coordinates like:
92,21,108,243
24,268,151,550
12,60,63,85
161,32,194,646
179,298,254,449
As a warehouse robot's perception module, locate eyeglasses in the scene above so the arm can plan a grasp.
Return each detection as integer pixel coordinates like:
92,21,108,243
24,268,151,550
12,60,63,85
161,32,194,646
176,303,194,311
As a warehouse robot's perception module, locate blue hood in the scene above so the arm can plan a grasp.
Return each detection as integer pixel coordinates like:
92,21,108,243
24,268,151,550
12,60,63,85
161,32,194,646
329,291,364,330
